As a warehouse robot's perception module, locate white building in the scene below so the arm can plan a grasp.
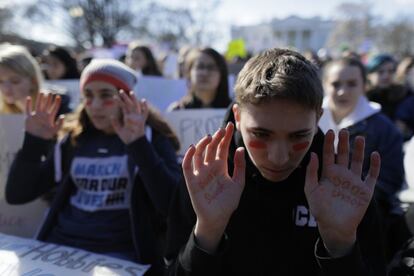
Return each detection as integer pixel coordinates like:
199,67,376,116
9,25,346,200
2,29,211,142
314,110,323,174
231,16,334,53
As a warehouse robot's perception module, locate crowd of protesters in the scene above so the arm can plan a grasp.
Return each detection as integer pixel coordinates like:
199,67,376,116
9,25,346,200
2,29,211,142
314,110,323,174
1,39,414,275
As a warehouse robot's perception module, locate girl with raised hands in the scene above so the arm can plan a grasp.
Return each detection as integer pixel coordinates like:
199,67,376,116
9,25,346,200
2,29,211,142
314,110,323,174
6,59,181,275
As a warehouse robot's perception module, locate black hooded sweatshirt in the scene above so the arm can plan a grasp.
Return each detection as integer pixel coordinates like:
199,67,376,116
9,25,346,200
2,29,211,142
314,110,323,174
164,106,386,276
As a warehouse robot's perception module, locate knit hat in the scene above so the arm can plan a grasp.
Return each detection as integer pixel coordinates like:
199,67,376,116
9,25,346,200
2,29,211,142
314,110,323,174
80,59,137,92
366,54,395,73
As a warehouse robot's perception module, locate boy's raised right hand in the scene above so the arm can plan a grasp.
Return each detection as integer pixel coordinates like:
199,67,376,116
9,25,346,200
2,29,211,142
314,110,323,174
182,122,246,253
25,93,63,140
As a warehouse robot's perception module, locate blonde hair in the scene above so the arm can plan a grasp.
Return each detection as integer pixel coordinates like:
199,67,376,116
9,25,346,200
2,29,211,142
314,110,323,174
0,44,43,113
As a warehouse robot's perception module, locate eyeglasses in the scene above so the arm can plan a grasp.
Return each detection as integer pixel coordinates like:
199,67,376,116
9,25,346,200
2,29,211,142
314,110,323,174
193,63,219,72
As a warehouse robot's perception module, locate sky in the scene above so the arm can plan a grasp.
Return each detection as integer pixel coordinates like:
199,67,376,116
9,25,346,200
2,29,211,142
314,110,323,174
162,0,414,25
4,0,414,51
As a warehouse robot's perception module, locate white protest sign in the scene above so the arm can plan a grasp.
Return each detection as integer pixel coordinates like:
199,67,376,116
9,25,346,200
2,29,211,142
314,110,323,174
0,115,49,238
166,109,227,156
0,233,150,276
400,137,414,203
134,76,186,112
46,76,187,113
45,79,81,110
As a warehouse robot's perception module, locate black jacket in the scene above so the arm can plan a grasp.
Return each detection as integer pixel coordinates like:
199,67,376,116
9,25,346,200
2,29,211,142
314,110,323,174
6,128,182,275
164,107,386,275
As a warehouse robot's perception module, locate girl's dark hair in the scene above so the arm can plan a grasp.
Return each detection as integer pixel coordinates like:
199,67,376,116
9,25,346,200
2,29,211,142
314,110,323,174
44,46,80,79
63,105,180,151
180,47,231,108
323,57,367,84
129,45,162,76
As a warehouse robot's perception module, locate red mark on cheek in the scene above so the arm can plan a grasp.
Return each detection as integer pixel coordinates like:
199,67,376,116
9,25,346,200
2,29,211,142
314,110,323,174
292,141,310,152
85,99,92,106
103,99,115,107
249,140,267,149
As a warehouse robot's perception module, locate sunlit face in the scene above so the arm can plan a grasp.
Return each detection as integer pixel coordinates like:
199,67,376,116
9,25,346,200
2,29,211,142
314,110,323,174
0,66,34,105
190,53,221,96
324,63,364,120
368,61,395,88
126,49,147,71
44,55,66,80
233,100,320,182
83,81,121,134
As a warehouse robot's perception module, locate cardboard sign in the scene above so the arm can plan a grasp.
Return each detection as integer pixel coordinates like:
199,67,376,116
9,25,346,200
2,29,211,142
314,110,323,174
0,115,49,238
166,109,227,156
0,233,150,276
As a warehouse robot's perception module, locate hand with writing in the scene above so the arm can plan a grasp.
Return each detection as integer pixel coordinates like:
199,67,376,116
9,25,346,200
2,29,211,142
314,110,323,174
305,129,380,257
182,122,246,253
112,90,148,145
25,93,63,140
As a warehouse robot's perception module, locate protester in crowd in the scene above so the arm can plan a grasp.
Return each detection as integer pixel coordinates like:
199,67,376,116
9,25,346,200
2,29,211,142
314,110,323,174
396,56,414,93
303,49,323,68
6,59,181,274
319,57,409,261
77,52,93,74
159,50,179,79
388,135,414,275
0,43,71,115
168,47,231,110
366,54,414,139
164,48,386,275
393,56,414,137
177,45,193,79
42,45,80,80
125,41,163,77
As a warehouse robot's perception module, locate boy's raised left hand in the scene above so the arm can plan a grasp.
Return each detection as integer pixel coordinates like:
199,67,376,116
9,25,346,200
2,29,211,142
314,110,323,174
304,129,380,257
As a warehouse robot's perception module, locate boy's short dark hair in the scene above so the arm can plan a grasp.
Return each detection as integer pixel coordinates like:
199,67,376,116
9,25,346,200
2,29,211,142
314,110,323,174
234,48,323,112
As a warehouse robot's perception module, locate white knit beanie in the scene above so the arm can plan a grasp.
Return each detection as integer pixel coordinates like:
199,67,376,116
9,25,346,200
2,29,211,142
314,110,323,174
80,59,137,92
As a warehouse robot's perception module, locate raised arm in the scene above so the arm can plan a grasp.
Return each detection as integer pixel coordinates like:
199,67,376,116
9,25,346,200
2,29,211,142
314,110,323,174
6,93,63,204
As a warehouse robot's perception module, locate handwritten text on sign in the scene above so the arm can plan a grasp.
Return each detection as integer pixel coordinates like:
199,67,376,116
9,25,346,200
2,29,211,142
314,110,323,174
0,233,150,276
166,109,227,156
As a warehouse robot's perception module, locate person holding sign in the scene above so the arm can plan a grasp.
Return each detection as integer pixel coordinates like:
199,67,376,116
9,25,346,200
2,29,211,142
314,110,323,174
6,59,181,275
0,44,71,115
164,48,386,275
168,48,231,110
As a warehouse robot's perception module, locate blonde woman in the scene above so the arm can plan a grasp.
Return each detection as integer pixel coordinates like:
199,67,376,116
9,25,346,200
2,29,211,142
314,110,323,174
0,44,70,114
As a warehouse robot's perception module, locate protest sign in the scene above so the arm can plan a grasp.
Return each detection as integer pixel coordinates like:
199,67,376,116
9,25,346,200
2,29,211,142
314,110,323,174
0,115,49,238
0,233,150,276
45,76,187,112
400,137,414,203
135,76,186,111
45,79,81,110
166,109,227,156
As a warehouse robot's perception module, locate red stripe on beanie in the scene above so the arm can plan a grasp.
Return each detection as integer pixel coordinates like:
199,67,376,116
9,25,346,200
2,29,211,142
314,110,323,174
80,72,132,92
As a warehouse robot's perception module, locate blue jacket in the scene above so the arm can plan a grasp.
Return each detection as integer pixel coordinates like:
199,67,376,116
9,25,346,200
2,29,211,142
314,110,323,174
348,113,404,214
